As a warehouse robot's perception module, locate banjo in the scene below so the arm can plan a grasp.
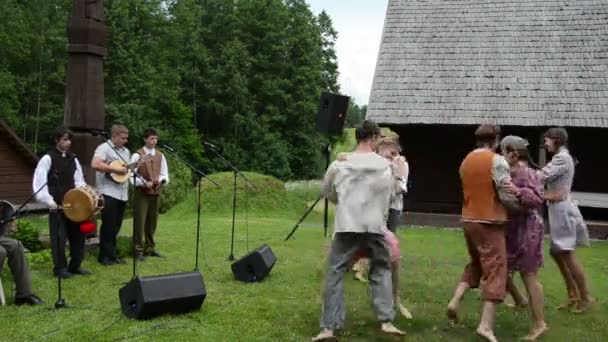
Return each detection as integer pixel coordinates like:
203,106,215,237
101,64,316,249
106,154,153,184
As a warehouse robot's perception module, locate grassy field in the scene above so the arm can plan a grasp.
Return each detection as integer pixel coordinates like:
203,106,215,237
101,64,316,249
2,206,607,341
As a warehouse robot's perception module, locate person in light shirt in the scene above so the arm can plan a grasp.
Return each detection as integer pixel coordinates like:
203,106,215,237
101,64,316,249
130,128,169,261
32,126,90,278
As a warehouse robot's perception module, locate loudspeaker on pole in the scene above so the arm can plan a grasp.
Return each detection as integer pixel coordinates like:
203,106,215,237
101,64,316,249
316,92,350,136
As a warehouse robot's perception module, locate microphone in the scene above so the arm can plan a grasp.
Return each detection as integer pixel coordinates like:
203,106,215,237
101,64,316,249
90,129,109,138
202,140,218,149
161,144,175,152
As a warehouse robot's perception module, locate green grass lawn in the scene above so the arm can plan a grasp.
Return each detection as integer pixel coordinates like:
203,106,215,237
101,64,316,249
2,207,607,341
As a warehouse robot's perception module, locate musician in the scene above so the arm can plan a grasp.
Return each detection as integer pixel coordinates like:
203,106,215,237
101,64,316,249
0,210,44,305
32,127,90,278
130,128,169,260
91,124,130,266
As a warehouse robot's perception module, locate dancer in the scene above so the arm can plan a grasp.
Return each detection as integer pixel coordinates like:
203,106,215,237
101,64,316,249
446,124,517,342
342,137,412,318
312,121,405,341
539,127,592,313
500,136,548,340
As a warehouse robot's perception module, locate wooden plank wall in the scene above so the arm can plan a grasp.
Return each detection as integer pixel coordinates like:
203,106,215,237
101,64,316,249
0,138,34,205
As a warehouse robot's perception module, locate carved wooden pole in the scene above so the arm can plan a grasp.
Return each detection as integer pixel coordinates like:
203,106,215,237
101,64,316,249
64,0,107,184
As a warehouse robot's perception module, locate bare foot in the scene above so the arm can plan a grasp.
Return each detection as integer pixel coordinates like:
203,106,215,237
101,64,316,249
506,302,529,310
397,302,413,319
380,322,406,336
556,299,578,311
571,297,596,313
446,302,459,325
311,329,336,342
354,272,368,283
522,323,548,341
476,327,498,342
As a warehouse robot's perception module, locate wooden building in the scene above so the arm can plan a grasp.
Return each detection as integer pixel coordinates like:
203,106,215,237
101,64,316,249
367,0,608,220
0,120,39,206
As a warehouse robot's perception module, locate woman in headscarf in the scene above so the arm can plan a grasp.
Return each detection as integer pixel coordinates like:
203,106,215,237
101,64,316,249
500,135,547,341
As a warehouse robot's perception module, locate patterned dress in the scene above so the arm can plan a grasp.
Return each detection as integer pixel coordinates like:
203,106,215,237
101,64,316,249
538,148,590,251
506,165,544,273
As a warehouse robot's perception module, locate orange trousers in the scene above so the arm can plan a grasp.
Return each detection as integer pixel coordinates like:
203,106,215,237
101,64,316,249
460,222,507,302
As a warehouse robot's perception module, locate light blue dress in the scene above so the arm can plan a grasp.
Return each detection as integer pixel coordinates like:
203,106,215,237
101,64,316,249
539,148,590,251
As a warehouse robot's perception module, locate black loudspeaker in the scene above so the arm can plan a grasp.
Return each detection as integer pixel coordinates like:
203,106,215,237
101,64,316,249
316,92,350,135
119,271,206,319
231,244,277,282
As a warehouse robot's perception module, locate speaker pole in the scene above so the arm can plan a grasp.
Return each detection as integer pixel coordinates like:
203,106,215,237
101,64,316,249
285,144,332,240
227,170,237,261
195,174,202,270
322,144,330,237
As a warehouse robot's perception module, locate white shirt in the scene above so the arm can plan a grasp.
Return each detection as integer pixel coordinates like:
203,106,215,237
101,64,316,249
94,141,131,201
130,146,170,187
32,152,86,206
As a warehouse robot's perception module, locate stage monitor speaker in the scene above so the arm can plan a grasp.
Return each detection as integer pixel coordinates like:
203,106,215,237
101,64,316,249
119,271,206,319
231,244,276,282
316,92,350,135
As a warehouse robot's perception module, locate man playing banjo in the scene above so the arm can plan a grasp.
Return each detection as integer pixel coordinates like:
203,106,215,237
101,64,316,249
91,124,131,266
32,127,90,278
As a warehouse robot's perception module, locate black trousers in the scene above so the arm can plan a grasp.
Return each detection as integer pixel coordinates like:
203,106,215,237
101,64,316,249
98,195,127,262
49,211,85,274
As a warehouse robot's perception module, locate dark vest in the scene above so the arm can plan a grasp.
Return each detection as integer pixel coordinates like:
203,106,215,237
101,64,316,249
47,149,77,204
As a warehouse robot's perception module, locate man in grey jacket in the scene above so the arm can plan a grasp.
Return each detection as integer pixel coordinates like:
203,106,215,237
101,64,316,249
312,121,405,341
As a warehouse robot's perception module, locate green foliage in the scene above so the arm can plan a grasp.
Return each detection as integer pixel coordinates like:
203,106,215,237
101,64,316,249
159,150,194,214
169,171,303,216
12,220,42,253
25,249,52,269
1,0,345,180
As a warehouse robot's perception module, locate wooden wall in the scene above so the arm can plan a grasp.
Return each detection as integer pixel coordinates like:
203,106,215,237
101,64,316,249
390,124,608,219
0,137,35,205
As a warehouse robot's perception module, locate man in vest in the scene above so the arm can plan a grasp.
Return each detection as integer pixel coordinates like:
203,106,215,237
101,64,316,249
130,128,169,261
446,124,519,342
33,127,90,278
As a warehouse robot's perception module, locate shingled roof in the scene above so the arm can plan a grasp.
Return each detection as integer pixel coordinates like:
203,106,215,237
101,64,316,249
367,0,608,127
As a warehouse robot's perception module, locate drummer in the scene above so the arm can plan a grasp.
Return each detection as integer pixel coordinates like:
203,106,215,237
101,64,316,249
32,126,91,278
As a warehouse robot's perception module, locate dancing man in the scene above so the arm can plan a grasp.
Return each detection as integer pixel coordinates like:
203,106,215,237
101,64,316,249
33,127,90,278
130,128,169,260
539,127,593,313
91,124,130,266
446,124,516,342
312,121,405,341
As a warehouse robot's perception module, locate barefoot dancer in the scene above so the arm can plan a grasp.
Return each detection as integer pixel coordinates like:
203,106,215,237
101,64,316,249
500,136,548,340
539,127,592,313
446,125,517,342
312,121,405,341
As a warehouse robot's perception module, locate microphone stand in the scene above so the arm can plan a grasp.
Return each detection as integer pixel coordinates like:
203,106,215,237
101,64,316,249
161,144,219,271
203,143,258,261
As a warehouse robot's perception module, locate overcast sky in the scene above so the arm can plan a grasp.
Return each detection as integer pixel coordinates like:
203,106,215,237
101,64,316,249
307,0,389,105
